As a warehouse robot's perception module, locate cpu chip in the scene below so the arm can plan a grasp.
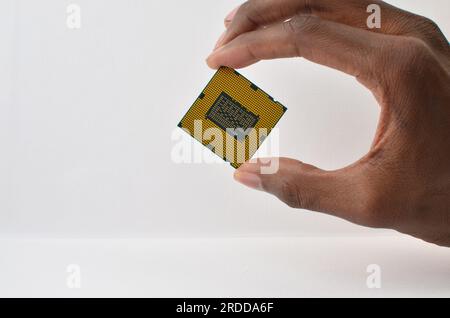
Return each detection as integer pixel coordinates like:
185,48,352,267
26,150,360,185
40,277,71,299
178,66,287,169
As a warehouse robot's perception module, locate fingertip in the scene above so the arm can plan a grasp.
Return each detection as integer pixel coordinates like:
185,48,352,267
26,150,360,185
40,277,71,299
206,42,258,71
233,170,263,191
206,44,231,69
205,52,220,69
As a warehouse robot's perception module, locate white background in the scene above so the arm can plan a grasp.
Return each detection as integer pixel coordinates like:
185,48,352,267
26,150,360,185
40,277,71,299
0,1,449,297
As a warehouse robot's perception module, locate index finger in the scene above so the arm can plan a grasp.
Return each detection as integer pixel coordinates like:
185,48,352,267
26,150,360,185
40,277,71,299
208,15,391,90
218,0,416,48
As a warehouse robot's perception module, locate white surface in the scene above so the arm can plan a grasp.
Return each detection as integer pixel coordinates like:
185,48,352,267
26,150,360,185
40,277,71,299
0,1,449,237
1,236,449,298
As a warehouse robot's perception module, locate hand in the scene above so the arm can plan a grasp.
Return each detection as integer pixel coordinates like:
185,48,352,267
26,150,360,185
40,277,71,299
207,0,450,246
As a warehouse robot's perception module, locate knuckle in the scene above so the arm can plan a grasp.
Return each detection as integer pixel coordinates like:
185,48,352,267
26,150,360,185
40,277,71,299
244,41,259,61
399,37,430,61
279,181,302,209
413,15,442,37
232,1,250,23
283,15,321,57
412,16,449,50
397,14,449,51
386,37,433,78
288,14,321,34
239,0,262,25
403,37,431,61
239,0,252,13
279,180,316,210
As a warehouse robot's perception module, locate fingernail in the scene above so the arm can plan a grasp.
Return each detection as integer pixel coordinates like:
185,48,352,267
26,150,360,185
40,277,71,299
234,171,263,191
214,30,227,50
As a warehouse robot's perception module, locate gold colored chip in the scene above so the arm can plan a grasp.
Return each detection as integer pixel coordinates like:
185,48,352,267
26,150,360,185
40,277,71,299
178,66,287,169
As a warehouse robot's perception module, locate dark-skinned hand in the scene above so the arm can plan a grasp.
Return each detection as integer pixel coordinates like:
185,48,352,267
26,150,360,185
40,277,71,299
207,0,450,247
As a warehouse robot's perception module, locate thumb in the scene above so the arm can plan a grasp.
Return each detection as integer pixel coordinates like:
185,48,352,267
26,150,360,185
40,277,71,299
234,158,369,224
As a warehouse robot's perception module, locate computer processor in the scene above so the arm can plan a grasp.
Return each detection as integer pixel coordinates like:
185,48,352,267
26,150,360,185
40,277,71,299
178,66,287,169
